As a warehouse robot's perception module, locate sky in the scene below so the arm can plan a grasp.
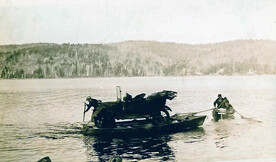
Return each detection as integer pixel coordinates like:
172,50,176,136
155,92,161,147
0,0,275,45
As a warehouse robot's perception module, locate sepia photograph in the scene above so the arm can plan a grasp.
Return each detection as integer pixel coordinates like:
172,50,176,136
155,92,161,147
0,0,276,161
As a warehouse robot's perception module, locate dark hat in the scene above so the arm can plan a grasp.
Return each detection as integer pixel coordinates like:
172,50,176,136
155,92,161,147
218,94,222,97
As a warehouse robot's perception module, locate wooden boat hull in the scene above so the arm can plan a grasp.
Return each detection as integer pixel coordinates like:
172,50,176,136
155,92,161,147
212,108,234,122
82,115,206,136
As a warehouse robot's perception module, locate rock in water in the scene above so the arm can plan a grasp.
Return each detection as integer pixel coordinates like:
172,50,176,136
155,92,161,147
37,156,51,162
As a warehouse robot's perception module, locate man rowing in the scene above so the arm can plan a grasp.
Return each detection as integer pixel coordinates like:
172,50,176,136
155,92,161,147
213,94,223,108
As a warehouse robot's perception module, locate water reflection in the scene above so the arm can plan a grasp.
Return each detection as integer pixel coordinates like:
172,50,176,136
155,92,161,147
82,127,207,161
213,120,231,149
172,127,205,143
83,133,175,161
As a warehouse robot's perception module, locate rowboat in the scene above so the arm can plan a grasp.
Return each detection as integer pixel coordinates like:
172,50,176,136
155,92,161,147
82,114,206,136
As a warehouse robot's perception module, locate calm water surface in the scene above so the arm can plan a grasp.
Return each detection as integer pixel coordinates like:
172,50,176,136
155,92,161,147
0,76,276,161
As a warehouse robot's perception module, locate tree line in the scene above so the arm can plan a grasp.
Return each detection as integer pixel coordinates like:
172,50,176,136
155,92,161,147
0,41,275,79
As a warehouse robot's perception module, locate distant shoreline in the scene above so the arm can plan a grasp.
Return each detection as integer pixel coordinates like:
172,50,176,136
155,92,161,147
0,74,275,81
1,40,275,79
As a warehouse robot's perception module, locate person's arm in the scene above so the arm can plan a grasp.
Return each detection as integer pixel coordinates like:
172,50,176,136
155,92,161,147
213,98,218,107
84,103,91,113
219,101,225,108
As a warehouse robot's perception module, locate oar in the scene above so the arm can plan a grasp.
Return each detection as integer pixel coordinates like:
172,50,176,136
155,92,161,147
233,108,245,119
190,108,215,115
176,108,215,116
233,108,262,123
83,103,86,122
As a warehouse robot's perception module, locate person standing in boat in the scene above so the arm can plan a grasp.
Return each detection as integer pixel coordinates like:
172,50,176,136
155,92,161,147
214,94,224,108
84,96,101,113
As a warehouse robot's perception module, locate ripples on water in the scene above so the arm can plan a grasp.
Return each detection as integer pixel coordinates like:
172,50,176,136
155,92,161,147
0,76,276,161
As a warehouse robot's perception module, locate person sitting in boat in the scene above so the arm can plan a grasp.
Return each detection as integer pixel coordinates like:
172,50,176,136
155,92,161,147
123,93,133,102
214,94,223,108
223,99,235,114
219,97,229,108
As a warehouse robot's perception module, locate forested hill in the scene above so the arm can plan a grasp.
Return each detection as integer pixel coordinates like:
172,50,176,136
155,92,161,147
0,40,275,79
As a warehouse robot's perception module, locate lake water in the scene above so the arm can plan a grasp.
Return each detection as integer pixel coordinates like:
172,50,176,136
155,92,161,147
0,76,276,161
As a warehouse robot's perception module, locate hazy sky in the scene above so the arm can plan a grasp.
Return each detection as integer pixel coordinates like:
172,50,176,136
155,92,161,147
0,0,275,45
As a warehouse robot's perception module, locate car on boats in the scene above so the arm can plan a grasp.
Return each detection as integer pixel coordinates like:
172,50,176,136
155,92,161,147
81,86,206,136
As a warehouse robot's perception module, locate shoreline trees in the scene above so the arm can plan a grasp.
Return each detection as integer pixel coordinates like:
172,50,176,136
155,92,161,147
0,40,275,79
